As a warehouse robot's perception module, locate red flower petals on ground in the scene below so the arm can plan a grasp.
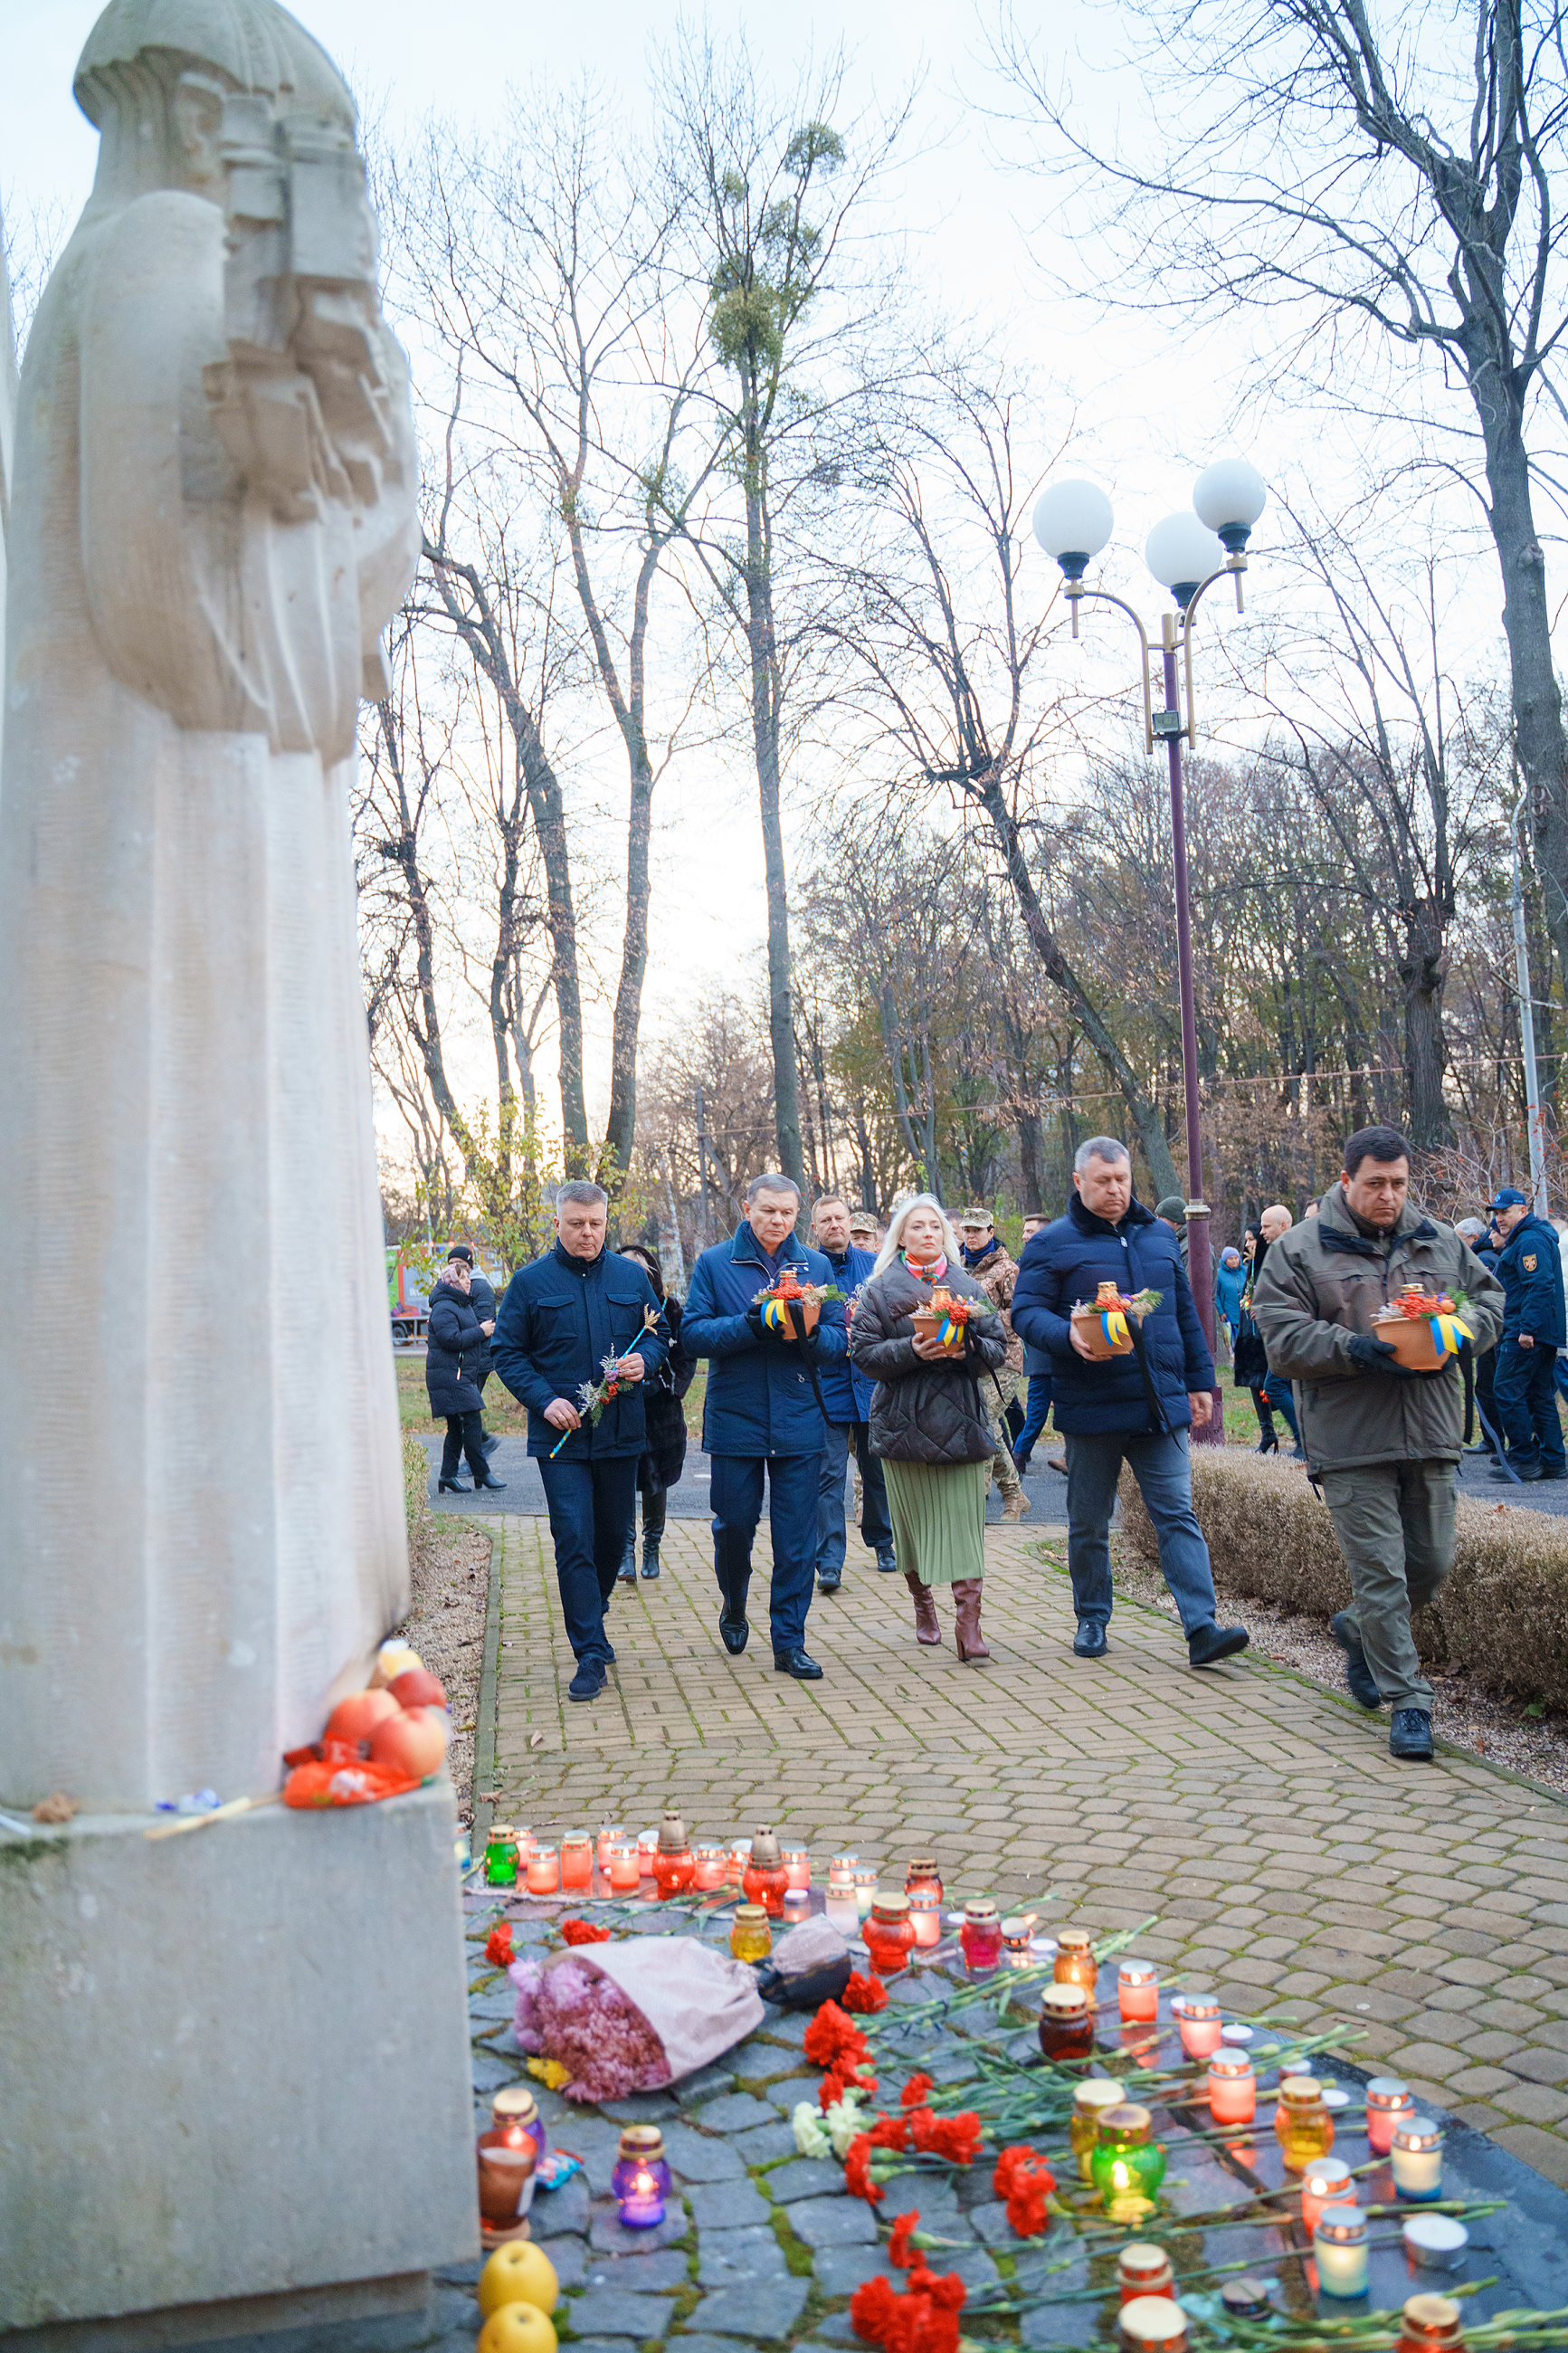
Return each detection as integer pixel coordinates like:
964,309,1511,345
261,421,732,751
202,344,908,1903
560,1917,612,1945
869,2113,909,2150
993,2143,1056,2236
899,2072,935,2109
805,1999,873,2070
842,1970,889,2015
851,2262,966,2353
907,2108,983,2166
485,1921,515,1967
889,2210,920,2269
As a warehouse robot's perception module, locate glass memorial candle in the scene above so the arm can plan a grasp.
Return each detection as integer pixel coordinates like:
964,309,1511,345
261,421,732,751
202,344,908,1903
1071,2078,1126,2177
1117,2245,1175,2305
783,1845,812,1890
491,2083,548,2166
1220,2022,1254,2047
1275,2078,1335,2172
1002,1916,1035,1969
1367,2079,1416,2156
692,1842,727,1891
909,1891,942,1948
637,1829,659,1877
1391,2118,1443,2201
729,1902,772,1963
1118,2298,1187,2353
653,1815,695,1899
612,2125,672,2228
560,1833,593,1891
1301,2157,1355,2234
1090,2104,1167,2224
854,1866,878,1920
1221,2281,1273,2320
906,1856,944,1906
1055,1927,1098,1997
476,2112,537,2232
825,1857,860,1932
783,1887,812,1928
864,1892,917,1977
526,1842,560,1895
1207,2052,1257,2126
1314,2207,1369,2299
1118,1961,1159,2023
1038,1983,1095,2062
1398,2297,1466,2353
1403,2216,1468,2273
961,1900,1003,1975
742,1829,792,1919
727,1837,752,1887
596,1821,622,1872
1174,1993,1222,2060
484,1824,520,1887
609,1838,641,1893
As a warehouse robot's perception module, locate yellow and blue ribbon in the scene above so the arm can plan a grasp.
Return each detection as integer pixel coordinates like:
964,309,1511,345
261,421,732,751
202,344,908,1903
762,1296,794,1335
935,1311,962,1348
1099,1308,1130,1348
1430,1311,1472,1361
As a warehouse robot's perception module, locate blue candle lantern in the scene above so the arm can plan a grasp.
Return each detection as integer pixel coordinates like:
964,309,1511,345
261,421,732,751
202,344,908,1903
612,2126,671,2228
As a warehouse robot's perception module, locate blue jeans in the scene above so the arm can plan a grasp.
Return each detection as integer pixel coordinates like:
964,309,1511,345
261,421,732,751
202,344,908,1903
1064,1428,1220,1634
1263,1369,1299,1441
816,1422,893,1574
1014,1374,1052,1468
537,1455,639,1665
1495,1338,1566,1470
710,1453,820,1653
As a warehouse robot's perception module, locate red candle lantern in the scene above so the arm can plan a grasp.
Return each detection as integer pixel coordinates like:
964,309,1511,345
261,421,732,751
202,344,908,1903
741,1827,791,1919
1118,1962,1159,2023
960,1899,1003,1975
653,1812,695,1898
560,1833,593,1891
1206,2051,1256,2126
864,1891,917,1977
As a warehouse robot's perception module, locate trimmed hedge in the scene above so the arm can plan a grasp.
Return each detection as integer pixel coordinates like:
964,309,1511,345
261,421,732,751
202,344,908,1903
1117,1449,1568,1710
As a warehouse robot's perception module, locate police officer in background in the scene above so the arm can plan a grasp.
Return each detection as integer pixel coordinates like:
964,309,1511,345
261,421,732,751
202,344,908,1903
1485,1186,1567,1481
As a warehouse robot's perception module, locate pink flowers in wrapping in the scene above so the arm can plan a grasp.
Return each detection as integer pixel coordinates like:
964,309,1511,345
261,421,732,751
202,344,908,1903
508,1958,669,2102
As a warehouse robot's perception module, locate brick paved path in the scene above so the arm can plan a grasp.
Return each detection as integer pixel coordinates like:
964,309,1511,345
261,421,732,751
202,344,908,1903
485,1516,1568,2188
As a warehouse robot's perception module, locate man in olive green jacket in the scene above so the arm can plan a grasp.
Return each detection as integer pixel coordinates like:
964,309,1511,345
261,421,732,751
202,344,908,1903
1252,1124,1503,1762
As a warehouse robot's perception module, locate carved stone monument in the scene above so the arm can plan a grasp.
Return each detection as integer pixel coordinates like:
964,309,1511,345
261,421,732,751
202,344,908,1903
0,4,475,2334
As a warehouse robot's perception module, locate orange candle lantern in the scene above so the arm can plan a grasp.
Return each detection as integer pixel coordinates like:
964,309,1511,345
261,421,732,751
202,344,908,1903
742,1828,792,1918
1174,1994,1222,2059
653,1813,695,1898
1118,1962,1159,2023
783,1845,811,1890
526,1843,560,1895
1206,2052,1256,2125
1055,1927,1098,1999
608,1838,640,1892
1117,2245,1175,2306
692,1842,726,1890
560,1833,593,1891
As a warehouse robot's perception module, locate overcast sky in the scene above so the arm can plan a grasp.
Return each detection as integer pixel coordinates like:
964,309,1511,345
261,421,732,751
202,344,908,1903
0,0,1493,1150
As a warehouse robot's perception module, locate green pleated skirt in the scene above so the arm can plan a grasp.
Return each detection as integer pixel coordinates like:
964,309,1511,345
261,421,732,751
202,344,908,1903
882,1458,988,1587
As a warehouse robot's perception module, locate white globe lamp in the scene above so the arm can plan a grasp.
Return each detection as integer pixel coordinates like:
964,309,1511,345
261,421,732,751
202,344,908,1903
1193,457,1268,555
1145,512,1225,606
1032,480,1115,582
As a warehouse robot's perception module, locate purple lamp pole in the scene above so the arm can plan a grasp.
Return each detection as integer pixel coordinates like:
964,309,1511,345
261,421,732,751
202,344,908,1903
1032,463,1269,1445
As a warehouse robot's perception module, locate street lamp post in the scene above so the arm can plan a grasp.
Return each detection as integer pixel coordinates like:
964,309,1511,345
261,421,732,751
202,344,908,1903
1033,461,1269,1445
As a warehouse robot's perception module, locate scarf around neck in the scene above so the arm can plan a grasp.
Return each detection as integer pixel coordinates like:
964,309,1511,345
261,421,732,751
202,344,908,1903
902,1250,948,1284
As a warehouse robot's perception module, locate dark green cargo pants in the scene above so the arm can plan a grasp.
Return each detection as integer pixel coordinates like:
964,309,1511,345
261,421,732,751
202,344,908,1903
1318,1459,1456,1711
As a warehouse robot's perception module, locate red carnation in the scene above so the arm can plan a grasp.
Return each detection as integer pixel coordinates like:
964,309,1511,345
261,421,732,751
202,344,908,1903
900,2072,935,2109
844,2133,885,2204
485,1921,515,1967
842,1970,889,2015
908,2109,982,2166
805,1999,873,2070
889,2210,920,2270
560,1917,612,1946
869,2113,909,2150
851,2276,900,2344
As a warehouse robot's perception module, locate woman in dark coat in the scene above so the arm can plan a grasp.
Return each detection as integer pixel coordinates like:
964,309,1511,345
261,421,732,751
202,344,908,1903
616,1245,696,1580
425,1258,507,1495
848,1195,1007,1662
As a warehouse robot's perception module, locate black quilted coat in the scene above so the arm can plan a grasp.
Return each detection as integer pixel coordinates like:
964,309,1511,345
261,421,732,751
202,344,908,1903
848,1260,1007,1466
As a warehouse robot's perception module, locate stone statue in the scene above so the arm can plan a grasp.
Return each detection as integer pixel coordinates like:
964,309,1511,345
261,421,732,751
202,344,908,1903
0,0,420,1811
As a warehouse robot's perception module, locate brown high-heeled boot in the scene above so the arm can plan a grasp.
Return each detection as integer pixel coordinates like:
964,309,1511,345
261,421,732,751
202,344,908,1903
904,1569,941,1646
952,1579,991,1663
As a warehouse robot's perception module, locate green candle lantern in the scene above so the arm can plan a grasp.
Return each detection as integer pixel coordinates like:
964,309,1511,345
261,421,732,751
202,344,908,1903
1090,2103,1167,2223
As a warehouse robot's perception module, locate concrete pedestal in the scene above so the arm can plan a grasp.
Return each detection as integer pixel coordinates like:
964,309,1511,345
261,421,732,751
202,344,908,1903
0,1781,477,2339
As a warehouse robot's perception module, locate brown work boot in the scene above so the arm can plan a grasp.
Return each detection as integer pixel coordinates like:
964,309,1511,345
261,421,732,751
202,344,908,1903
952,1578,991,1663
1002,1490,1030,1522
904,1569,941,1646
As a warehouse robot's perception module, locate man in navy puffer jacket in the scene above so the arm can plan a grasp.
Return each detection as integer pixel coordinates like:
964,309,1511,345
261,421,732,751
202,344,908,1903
1012,1136,1249,1668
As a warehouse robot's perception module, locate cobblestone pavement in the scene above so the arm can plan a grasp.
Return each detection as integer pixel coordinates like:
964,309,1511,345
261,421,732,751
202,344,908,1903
484,1515,1568,2192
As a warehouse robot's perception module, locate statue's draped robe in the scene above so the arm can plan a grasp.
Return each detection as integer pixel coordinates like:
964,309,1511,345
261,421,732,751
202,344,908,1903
0,186,419,1809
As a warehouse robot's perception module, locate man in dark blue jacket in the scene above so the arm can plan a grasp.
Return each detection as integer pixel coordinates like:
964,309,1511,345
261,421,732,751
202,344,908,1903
1485,1186,1567,1481
491,1181,668,1701
1012,1136,1249,1667
809,1195,894,1592
683,1172,849,1678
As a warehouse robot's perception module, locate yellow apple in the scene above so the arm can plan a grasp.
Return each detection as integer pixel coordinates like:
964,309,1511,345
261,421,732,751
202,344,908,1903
477,2241,558,2320
475,2301,557,2353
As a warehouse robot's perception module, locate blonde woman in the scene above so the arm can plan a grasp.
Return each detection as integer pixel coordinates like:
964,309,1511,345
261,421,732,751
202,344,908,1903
848,1195,1008,1660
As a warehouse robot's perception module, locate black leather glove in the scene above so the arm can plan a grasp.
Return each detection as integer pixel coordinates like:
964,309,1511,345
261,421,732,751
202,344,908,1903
1347,1331,1420,1379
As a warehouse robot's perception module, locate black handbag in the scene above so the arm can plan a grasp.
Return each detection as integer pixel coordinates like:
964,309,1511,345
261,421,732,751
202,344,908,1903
1232,1311,1269,1387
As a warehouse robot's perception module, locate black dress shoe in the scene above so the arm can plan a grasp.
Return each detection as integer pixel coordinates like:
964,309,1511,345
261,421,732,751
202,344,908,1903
817,1569,842,1594
1492,1458,1543,1480
774,1647,824,1679
1329,1612,1382,1710
1188,1621,1250,1667
567,1660,606,1702
1390,1706,1433,1761
875,1547,898,1573
1073,1621,1107,1658
1540,1466,1568,1481
473,1476,508,1491
719,1614,749,1655
436,1478,470,1494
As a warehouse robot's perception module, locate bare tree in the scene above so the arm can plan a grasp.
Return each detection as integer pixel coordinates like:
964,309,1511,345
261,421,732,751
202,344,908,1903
993,0,1568,989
